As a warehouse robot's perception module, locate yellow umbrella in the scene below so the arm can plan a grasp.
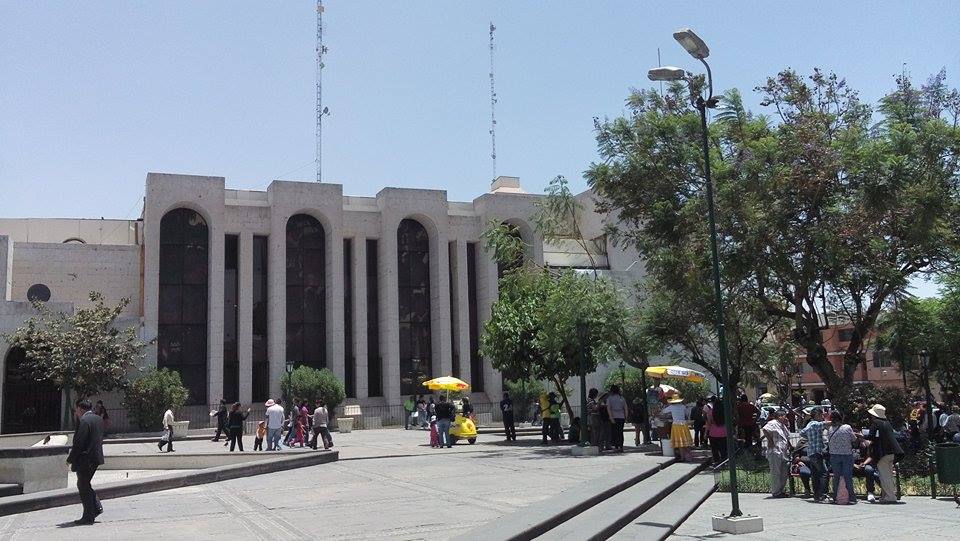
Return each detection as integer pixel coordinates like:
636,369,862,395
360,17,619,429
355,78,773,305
644,365,706,383
422,376,471,392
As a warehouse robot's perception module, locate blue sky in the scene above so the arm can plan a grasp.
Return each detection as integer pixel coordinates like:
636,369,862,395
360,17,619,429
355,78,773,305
2,2,957,294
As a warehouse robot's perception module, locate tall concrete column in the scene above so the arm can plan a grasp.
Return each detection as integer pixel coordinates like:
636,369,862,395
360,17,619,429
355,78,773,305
452,240,471,384
207,226,225,407
432,233,452,379
352,237,369,399
327,228,345,381
477,246,502,400
380,227,400,404
237,232,253,404
268,220,286,400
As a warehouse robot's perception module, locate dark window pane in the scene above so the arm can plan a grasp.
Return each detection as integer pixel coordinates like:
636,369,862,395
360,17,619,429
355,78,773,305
286,286,304,323
180,285,207,325
158,286,181,325
286,324,303,364
159,244,182,285
287,215,325,369
397,219,431,396
303,285,324,323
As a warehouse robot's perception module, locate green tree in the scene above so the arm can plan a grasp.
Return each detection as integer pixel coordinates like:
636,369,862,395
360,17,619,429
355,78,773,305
3,292,149,428
589,70,960,405
504,378,544,423
280,366,346,412
123,368,189,431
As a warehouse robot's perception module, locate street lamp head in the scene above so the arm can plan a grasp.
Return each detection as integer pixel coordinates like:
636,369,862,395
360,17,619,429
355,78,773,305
647,66,686,81
673,28,710,59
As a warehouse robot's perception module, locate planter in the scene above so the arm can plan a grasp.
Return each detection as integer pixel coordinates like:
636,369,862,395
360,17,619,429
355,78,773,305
337,417,354,433
171,421,190,439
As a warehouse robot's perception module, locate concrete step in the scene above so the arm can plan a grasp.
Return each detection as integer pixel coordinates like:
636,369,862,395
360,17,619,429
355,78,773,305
607,471,716,541
0,484,22,498
453,459,674,541
535,462,703,541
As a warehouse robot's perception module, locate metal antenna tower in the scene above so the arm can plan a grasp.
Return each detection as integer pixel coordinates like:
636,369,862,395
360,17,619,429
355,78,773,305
489,22,497,181
316,1,330,182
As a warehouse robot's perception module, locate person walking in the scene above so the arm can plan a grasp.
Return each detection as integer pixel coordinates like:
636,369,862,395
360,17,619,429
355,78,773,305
587,388,601,448
867,404,904,503
500,392,517,441
212,399,228,442
403,395,417,430
67,399,104,525
705,396,728,464
435,395,456,448
417,396,428,429
691,398,706,448
736,394,761,450
799,407,829,502
606,385,629,453
227,402,251,452
311,399,333,450
158,407,175,453
762,409,792,498
94,400,111,434
264,399,285,451
827,410,857,504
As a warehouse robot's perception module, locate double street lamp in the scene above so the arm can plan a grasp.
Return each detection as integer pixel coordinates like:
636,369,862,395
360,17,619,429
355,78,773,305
648,29,741,519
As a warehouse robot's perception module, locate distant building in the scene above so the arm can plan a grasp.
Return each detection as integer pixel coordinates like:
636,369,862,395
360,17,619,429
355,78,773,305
0,173,643,433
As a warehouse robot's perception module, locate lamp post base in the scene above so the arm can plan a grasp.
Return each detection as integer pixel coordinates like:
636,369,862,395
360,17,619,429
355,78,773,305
712,514,763,534
570,445,600,457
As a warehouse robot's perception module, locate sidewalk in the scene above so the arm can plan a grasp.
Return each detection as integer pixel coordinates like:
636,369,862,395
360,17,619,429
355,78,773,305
670,493,959,540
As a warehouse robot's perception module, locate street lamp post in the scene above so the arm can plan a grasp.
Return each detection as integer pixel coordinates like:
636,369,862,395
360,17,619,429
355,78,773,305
285,360,296,404
920,350,937,499
648,29,752,528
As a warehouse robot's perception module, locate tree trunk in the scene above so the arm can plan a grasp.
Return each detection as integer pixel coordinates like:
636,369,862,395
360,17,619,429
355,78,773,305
62,387,73,431
552,375,575,420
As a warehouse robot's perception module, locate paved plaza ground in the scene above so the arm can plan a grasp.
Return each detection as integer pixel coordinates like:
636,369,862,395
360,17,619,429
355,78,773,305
1,428,668,540
671,492,959,541
5,429,957,540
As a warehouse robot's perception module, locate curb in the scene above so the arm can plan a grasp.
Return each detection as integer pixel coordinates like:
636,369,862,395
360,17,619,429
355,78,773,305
0,450,338,517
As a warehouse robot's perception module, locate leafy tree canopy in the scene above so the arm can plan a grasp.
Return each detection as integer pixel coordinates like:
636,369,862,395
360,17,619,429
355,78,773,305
589,69,960,404
123,368,189,431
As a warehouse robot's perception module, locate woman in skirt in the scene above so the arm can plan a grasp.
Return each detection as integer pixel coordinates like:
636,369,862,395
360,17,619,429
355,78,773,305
662,396,694,461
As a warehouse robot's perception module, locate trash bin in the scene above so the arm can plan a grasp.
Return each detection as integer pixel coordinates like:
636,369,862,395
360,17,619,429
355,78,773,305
660,438,675,457
935,443,960,484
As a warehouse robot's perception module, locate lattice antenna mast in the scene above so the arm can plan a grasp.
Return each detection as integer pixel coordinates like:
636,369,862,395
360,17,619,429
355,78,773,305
316,1,330,182
489,22,497,182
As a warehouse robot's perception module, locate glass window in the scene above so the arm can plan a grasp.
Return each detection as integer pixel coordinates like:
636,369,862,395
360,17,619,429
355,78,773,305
223,234,239,403
467,242,483,392
158,208,209,405
398,219,431,396
286,215,326,370
344,239,355,398
252,236,269,401
366,239,382,397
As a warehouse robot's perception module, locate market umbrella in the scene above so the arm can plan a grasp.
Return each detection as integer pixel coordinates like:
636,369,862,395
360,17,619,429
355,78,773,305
644,365,706,383
422,376,471,392
759,392,775,400
658,383,679,396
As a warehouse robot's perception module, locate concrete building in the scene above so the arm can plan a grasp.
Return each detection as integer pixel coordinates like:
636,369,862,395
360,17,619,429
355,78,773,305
0,173,644,433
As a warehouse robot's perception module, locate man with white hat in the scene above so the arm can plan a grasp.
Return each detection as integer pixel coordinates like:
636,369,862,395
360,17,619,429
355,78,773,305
264,399,285,451
866,404,903,503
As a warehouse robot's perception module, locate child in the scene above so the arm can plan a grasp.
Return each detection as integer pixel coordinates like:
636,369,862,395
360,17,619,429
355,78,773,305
291,418,306,447
254,421,266,451
429,415,440,448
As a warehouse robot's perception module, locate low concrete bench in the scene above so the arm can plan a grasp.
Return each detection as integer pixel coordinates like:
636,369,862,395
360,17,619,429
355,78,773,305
0,445,70,494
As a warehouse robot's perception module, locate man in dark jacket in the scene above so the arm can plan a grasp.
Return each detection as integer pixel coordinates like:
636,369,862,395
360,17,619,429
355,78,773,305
867,403,903,503
500,392,516,441
67,399,105,525
212,398,228,442
435,396,456,448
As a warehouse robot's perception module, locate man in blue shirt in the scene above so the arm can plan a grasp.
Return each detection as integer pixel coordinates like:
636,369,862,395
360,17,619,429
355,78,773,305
799,407,828,502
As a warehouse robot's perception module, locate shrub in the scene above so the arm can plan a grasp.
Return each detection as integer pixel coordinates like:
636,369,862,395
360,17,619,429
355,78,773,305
504,379,544,422
280,366,346,411
123,368,189,431
848,383,910,429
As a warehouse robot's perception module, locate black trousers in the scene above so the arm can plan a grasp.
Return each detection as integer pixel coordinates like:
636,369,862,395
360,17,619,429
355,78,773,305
158,425,173,452
213,420,225,441
502,412,516,441
806,453,828,500
709,436,728,463
611,419,626,449
75,465,101,519
311,426,333,449
228,428,244,451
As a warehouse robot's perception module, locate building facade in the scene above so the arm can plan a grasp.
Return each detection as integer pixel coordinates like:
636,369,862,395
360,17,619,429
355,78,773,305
0,173,644,433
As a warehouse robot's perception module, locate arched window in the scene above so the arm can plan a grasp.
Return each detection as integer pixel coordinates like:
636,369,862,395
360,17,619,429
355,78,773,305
286,214,326,369
397,219,431,395
158,208,209,405
2,347,62,434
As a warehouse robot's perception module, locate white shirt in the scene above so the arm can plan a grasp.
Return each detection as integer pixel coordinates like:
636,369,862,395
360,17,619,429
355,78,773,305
162,409,174,427
266,404,285,429
662,403,688,422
